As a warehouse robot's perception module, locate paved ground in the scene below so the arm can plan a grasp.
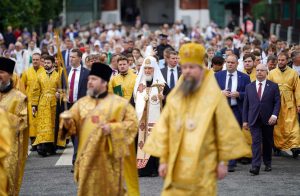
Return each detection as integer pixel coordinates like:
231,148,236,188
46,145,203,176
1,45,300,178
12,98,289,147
20,146,300,196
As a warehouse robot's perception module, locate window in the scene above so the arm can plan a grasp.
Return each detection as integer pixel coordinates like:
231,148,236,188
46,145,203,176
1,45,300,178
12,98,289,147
296,2,300,19
282,1,291,19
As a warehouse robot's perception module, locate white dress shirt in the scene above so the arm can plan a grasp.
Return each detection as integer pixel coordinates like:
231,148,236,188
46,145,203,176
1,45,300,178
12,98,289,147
256,79,266,97
225,71,238,106
256,79,277,119
68,65,81,102
292,65,300,76
167,66,178,88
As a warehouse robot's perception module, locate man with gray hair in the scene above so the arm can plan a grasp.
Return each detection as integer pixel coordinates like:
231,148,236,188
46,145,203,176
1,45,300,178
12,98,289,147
131,56,170,177
243,64,280,175
291,51,300,76
14,41,29,76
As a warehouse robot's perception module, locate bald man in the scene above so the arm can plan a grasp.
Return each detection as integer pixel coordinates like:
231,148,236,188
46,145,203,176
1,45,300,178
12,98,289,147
243,64,280,175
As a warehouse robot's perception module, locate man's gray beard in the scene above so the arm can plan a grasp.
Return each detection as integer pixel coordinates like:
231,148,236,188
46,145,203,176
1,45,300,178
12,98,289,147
0,81,10,91
145,75,153,82
87,88,100,97
178,78,198,96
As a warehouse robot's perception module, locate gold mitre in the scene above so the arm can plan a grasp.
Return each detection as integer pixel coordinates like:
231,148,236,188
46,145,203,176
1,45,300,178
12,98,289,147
179,43,205,67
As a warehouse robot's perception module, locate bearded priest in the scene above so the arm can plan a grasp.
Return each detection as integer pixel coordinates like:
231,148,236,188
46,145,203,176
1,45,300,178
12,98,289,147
60,62,138,196
131,56,170,177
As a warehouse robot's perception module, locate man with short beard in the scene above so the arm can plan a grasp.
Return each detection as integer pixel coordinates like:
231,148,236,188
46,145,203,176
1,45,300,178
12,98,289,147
21,53,44,151
32,55,64,156
0,57,28,196
131,56,170,177
268,52,300,157
60,63,138,195
143,43,251,195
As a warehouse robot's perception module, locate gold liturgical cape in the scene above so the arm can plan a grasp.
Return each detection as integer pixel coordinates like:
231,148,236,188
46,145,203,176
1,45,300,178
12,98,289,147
144,70,251,196
12,72,26,94
32,70,64,146
21,66,44,137
0,87,28,196
108,69,140,196
0,108,12,196
268,67,300,150
60,94,138,196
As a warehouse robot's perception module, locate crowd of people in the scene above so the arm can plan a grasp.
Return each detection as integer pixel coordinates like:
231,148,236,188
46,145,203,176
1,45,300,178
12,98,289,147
0,18,300,195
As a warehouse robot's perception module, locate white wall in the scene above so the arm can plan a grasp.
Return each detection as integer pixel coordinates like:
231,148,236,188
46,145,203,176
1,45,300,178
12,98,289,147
101,0,121,24
174,0,210,28
101,11,121,24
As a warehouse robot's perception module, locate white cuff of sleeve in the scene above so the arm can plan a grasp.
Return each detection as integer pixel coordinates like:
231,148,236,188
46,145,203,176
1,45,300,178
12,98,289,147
271,115,277,119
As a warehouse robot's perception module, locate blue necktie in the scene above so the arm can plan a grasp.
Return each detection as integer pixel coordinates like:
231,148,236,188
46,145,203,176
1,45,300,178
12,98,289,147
227,73,233,104
170,69,175,89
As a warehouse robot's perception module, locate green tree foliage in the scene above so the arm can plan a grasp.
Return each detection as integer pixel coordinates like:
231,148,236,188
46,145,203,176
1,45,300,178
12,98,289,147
0,0,62,30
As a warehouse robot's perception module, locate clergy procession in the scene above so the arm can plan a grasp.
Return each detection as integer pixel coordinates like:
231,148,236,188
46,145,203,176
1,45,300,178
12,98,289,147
1,8,300,196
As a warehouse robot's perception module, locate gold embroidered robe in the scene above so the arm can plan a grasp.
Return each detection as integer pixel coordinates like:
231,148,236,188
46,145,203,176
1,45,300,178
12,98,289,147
108,69,140,196
12,72,26,94
143,70,251,196
21,66,44,137
60,94,138,196
0,88,28,196
32,70,63,146
0,108,12,196
268,67,300,150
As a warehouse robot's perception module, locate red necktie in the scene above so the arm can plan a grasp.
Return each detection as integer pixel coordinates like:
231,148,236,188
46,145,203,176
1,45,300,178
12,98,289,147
257,82,262,100
69,69,77,103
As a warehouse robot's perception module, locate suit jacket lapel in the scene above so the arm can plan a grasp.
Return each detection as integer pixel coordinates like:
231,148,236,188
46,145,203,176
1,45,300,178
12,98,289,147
251,82,260,101
162,68,168,82
177,67,181,78
237,72,242,91
78,67,84,91
220,71,227,90
62,67,71,89
261,81,270,101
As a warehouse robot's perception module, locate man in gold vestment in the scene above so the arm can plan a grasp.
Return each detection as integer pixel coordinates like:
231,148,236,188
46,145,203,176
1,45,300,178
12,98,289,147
268,52,300,157
60,63,138,196
143,43,251,195
0,108,12,196
0,57,28,196
32,55,63,156
108,56,140,195
22,53,44,150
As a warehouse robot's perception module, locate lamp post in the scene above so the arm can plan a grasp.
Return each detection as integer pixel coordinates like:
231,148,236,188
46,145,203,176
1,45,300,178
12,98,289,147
240,0,243,28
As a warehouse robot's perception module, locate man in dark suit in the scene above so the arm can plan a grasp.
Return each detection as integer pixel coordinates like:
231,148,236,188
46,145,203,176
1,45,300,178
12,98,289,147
243,64,280,175
57,48,89,170
215,54,251,172
220,36,240,58
157,34,174,60
61,38,74,69
161,50,181,90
